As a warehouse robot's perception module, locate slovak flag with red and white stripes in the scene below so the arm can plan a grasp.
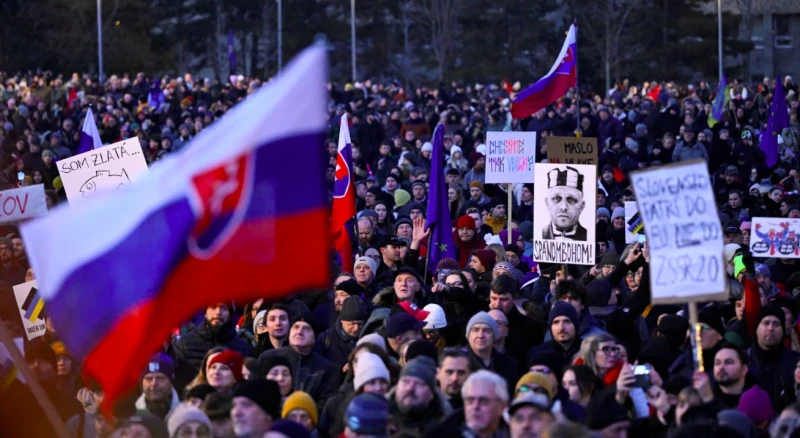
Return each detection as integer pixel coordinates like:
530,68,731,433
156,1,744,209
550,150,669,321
512,23,578,119
332,114,357,272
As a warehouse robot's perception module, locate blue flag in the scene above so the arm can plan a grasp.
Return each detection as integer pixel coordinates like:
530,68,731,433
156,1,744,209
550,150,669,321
148,79,165,111
426,124,457,272
761,78,789,168
228,30,236,73
708,73,728,128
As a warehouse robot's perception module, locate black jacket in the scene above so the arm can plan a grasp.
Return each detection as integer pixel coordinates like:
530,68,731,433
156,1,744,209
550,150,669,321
527,337,582,376
504,305,544,366
468,348,520,396
749,344,799,413
314,317,358,369
258,346,340,412
172,320,254,391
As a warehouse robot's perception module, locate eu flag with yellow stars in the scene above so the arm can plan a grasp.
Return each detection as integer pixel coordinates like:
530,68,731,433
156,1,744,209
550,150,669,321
426,124,456,270
761,78,789,168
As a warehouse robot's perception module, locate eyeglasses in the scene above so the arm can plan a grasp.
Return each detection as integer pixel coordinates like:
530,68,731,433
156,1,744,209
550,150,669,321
600,346,620,355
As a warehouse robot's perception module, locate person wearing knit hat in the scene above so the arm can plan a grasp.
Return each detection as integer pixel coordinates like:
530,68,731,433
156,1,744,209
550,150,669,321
167,403,212,438
596,207,611,222
698,306,725,341
259,355,294,398
267,420,311,438
125,412,169,438
206,349,244,391
24,337,57,382
394,217,413,238
333,279,365,313
466,311,499,340
724,243,742,264
353,351,390,394
435,257,460,276
599,251,620,270
138,353,180,420
353,256,377,289
738,385,774,431
752,303,797,412
231,380,282,436
317,295,367,368
356,332,387,353
740,220,752,244
515,371,557,401
281,391,318,431
344,393,390,437
405,339,439,365
185,383,216,407
471,248,497,273
526,302,580,377
397,356,438,396
717,409,753,438
610,206,625,229
394,189,411,209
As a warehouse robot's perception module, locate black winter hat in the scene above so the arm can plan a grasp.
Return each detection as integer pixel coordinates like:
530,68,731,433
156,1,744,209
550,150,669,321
772,297,798,321
405,339,439,365
290,311,316,334
756,304,786,331
259,355,293,378
698,306,725,337
24,337,57,369
340,296,368,322
232,380,282,420
586,279,614,307
335,279,364,297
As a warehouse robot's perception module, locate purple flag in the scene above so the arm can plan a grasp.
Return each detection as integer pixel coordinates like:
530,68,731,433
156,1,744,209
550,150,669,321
761,78,789,168
425,124,456,273
76,108,103,154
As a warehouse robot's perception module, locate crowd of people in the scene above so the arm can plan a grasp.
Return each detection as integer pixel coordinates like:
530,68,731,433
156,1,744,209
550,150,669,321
1,68,800,438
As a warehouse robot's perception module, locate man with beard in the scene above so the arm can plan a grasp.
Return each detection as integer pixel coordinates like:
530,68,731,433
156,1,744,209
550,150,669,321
528,302,582,376
389,357,452,435
173,303,254,390
136,354,180,419
0,237,25,285
437,348,475,410
332,280,364,314
755,264,784,302
356,217,376,255
713,344,755,409
10,234,27,271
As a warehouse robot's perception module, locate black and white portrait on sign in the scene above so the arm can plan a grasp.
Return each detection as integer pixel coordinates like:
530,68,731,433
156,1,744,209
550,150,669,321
533,163,597,265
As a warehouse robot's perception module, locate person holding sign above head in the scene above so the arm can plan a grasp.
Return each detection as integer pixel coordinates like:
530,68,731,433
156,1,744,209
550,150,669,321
542,167,588,241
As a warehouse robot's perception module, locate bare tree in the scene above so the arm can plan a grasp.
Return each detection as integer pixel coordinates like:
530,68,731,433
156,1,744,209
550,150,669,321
411,0,463,81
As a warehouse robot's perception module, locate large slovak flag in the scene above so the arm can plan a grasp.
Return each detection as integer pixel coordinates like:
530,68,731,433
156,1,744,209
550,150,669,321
512,23,577,120
426,124,456,270
20,45,331,412
332,114,356,272
76,108,103,154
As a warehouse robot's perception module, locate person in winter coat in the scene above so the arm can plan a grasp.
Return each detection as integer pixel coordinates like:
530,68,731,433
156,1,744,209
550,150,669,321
672,126,708,162
468,249,497,298
465,312,520,396
488,274,545,365
258,312,340,412
545,280,605,342
712,344,758,410
669,306,726,379
453,214,486,268
314,296,368,370
172,303,254,391
597,107,624,148
529,302,583,376
748,304,799,413
388,357,453,436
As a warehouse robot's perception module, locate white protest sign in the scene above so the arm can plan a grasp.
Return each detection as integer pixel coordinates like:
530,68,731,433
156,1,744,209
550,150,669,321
485,132,537,184
624,201,644,244
631,160,726,303
0,185,47,224
57,138,149,203
532,163,596,265
12,280,46,340
750,217,800,258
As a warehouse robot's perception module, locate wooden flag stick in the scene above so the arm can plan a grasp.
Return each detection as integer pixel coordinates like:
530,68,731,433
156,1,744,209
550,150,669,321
0,321,71,438
688,302,705,372
507,183,513,244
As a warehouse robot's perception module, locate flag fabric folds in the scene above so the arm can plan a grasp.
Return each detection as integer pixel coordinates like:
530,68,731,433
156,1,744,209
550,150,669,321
761,78,789,168
707,74,729,128
20,45,330,413
76,108,103,154
332,114,357,272
511,23,577,119
425,125,457,269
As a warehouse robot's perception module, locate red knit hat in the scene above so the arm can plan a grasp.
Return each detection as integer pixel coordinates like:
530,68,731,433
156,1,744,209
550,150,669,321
207,350,244,382
457,215,476,230
474,249,497,272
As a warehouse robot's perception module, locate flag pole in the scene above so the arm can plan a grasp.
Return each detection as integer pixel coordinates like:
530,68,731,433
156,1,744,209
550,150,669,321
0,321,71,438
507,184,513,244
423,232,432,286
574,18,580,136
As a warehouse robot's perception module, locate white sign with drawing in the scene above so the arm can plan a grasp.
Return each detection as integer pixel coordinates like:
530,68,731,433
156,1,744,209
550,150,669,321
57,138,149,203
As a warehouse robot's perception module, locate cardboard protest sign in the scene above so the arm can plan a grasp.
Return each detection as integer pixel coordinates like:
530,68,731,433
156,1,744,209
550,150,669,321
750,217,800,258
58,138,149,203
631,160,725,303
624,201,644,244
0,185,47,224
532,163,596,265
12,280,45,340
545,136,598,165
485,132,537,184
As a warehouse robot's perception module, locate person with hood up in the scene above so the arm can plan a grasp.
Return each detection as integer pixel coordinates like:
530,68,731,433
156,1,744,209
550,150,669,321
453,214,487,268
259,311,340,412
315,296,368,369
173,303,254,391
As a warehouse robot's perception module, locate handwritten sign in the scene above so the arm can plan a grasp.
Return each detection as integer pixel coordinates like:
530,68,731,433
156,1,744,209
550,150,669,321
546,136,598,165
485,132,537,184
624,201,644,244
750,217,800,259
58,138,149,203
631,160,725,303
0,185,47,224
12,280,45,340
532,163,596,265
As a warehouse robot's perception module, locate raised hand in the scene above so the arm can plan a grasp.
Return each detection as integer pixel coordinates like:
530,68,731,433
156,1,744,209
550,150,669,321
412,217,430,244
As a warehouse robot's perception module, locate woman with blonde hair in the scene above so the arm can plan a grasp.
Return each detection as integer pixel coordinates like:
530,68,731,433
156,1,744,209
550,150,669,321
486,243,509,263
185,346,226,393
448,183,466,221
574,332,623,387
184,347,245,396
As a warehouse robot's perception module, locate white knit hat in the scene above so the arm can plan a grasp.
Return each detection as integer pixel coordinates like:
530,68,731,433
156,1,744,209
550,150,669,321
356,333,386,352
423,304,447,330
252,309,267,334
354,352,390,391
354,256,377,274
167,403,212,437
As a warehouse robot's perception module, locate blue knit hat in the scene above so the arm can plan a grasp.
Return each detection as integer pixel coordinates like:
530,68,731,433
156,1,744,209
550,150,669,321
596,207,610,218
141,353,175,384
344,393,390,436
269,420,310,438
611,207,625,221
549,301,579,330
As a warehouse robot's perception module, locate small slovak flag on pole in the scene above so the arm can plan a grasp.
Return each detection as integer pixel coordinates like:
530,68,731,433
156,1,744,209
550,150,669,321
511,23,578,119
331,114,357,272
